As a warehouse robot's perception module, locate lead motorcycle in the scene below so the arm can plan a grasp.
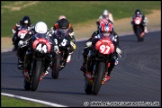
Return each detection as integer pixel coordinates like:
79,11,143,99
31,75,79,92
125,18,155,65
132,16,145,42
84,34,115,95
51,29,72,79
23,33,52,91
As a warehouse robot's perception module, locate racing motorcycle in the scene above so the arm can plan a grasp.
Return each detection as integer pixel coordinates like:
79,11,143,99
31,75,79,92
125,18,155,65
132,16,145,42
13,26,29,51
51,29,71,79
23,33,52,91
84,34,115,95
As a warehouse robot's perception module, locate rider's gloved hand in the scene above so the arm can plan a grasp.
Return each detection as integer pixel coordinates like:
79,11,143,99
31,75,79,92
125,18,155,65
70,41,76,50
54,45,59,54
12,29,16,34
18,40,28,48
116,47,122,57
85,41,92,48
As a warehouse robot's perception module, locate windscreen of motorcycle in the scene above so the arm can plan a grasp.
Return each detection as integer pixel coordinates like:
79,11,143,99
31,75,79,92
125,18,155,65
17,26,29,39
32,33,52,53
134,17,142,25
58,28,69,38
56,29,70,47
35,33,47,38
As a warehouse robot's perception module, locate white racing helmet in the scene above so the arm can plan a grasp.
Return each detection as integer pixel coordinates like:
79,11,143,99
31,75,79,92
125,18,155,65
35,21,48,34
58,15,66,20
103,9,109,18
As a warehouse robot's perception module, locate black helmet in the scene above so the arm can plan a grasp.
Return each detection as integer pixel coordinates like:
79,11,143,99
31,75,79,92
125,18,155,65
22,16,31,25
58,19,69,29
135,9,141,15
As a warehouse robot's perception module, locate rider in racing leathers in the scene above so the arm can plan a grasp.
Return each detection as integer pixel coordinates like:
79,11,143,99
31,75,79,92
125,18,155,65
80,19,122,84
98,9,114,24
131,9,148,34
49,18,76,63
18,21,54,81
12,16,33,51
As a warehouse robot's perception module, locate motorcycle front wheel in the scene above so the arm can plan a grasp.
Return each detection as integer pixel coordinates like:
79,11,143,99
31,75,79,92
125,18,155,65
31,60,42,91
52,54,60,79
92,62,105,95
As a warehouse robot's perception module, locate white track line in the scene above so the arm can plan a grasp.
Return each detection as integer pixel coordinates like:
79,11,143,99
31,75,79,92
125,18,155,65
1,92,68,107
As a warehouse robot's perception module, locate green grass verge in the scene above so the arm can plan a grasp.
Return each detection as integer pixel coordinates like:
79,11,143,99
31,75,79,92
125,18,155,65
1,96,49,107
1,1,160,37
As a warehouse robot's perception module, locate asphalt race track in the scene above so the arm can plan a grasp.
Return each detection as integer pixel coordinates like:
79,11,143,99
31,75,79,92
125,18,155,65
1,31,161,107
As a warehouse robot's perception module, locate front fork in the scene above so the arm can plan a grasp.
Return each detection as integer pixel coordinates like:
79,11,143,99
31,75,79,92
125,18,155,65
104,60,109,77
24,51,33,76
86,58,109,79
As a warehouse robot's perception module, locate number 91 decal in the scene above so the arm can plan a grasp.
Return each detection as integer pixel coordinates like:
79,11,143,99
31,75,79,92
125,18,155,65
18,30,28,39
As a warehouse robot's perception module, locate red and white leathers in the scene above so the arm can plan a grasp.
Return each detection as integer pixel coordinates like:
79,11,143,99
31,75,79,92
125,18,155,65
98,10,114,24
131,10,148,33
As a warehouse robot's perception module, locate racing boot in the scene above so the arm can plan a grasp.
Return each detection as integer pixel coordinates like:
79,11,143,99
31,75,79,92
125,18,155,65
102,74,110,85
66,52,73,63
23,69,30,82
85,71,93,84
40,57,52,80
40,66,50,81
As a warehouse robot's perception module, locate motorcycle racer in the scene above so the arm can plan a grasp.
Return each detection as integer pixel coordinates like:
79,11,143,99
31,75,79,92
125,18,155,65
98,9,114,24
51,18,76,63
131,9,148,34
91,11,120,51
80,20,122,84
12,16,33,51
18,21,53,80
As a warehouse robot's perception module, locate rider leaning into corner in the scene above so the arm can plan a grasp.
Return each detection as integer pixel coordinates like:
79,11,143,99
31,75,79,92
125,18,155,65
94,9,116,35
49,15,77,63
80,18,122,84
18,21,54,81
88,9,120,52
98,9,114,24
131,9,148,35
80,9,122,75
11,16,34,51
